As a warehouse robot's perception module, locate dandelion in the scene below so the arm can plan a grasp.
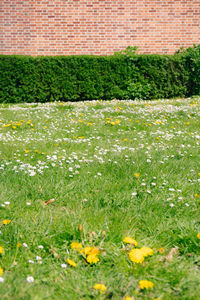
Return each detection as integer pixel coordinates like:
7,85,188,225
86,254,99,264
26,276,34,283
124,297,133,300
197,233,200,239
89,247,100,255
0,247,4,254
134,173,140,178
123,237,138,246
140,247,154,257
2,219,11,225
81,247,93,255
94,283,106,292
0,267,3,276
139,280,154,289
81,247,100,256
66,258,76,267
129,249,144,264
70,242,83,251
158,247,165,254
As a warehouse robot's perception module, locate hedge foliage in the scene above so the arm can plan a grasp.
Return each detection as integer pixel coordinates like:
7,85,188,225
0,45,199,103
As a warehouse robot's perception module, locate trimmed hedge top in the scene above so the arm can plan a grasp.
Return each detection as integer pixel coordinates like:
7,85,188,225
0,45,199,103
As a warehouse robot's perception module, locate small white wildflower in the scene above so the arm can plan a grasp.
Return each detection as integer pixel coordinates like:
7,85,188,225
26,276,34,283
29,171,36,176
185,203,189,207
38,245,44,249
28,260,34,264
0,277,4,283
169,203,174,207
26,202,31,206
169,188,175,192
61,263,67,269
36,256,42,261
151,182,156,186
4,202,10,205
131,192,137,197
23,243,28,248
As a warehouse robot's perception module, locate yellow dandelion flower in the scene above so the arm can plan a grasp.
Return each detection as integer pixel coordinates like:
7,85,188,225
94,283,106,292
139,280,154,289
0,267,3,276
134,173,140,178
66,258,76,267
24,150,30,154
129,249,144,264
158,247,165,254
140,247,154,257
123,237,138,246
124,297,133,300
2,219,11,225
197,233,200,239
0,246,4,254
81,246,100,256
198,172,200,176
86,254,99,264
89,247,100,255
70,242,83,251
81,247,93,255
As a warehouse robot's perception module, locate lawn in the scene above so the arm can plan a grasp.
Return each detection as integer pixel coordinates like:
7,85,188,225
0,97,200,300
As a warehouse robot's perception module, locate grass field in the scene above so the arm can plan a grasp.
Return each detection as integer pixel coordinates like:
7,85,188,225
0,97,200,300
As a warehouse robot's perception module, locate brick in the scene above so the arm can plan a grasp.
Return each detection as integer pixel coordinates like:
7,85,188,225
0,0,199,56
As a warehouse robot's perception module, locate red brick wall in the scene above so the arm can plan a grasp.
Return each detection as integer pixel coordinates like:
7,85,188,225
0,0,199,56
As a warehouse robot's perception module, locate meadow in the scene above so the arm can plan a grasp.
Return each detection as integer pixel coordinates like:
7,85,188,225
0,97,200,299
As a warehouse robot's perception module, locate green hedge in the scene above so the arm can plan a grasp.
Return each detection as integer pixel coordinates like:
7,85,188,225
0,46,199,103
